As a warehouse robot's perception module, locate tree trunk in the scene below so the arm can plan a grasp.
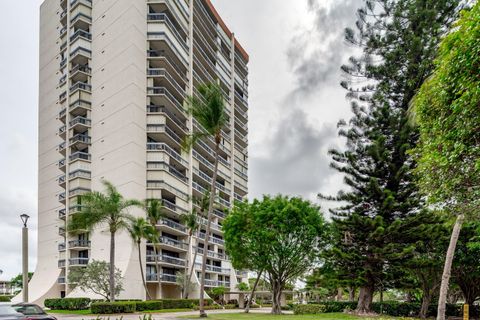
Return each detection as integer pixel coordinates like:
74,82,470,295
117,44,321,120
419,292,432,319
186,231,199,299
348,287,355,301
198,141,220,318
356,284,374,314
109,231,115,302
245,269,263,313
151,240,162,293
337,287,343,301
138,241,151,300
271,279,283,315
437,214,464,320
183,232,192,299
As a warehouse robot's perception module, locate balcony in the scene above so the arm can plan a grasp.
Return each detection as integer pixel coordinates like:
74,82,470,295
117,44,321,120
159,218,187,234
147,124,183,146
58,243,66,251
69,205,84,214
69,151,91,162
146,273,177,283
58,208,66,220
196,247,229,261
198,232,225,246
195,263,230,275
147,13,188,51
70,82,91,93
60,58,67,70
147,255,186,267
70,29,91,43
69,258,89,267
69,169,91,180
236,270,248,277
70,64,91,83
59,91,67,103
69,187,90,198
155,236,187,251
69,116,91,133
71,0,92,8
58,193,66,204
70,47,91,64
58,158,66,171
59,108,67,123
58,142,67,155
192,167,230,195
58,175,66,187
68,240,91,249
162,198,188,215
58,277,66,284
147,142,188,167
58,259,66,268
58,125,67,138
147,87,184,114
147,105,188,132
69,134,91,149
147,162,188,184
70,99,91,116
58,227,66,236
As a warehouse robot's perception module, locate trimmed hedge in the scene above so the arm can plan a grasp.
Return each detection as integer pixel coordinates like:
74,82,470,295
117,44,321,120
160,299,212,309
44,298,91,310
0,296,12,302
91,301,136,314
134,301,163,312
294,304,326,315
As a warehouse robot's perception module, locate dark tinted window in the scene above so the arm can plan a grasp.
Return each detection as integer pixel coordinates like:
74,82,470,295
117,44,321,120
14,305,45,315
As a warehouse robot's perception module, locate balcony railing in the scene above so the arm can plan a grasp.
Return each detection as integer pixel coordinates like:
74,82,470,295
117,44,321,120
58,277,66,284
69,134,91,145
147,68,187,97
146,273,177,283
58,259,66,268
58,243,66,251
69,240,91,248
157,236,187,250
70,82,91,92
195,263,230,274
147,87,184,112
58,208,66,219
146,143,188,166
147,255,186,266
70,0,92,8
69,205,84,214
70,46,92,59
69,151,91,162
147,105,188,131
147,124,183,145
160,218,186,233
70,64,91,75
58,227,66,235
147,13,188,51
70,29,92,42
196,247,229,261
162,199,188,214
69,258,89,266
198,232,225,246
69,116,91,127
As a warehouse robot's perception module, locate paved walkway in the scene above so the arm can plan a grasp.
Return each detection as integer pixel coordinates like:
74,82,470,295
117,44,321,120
52,308,283,320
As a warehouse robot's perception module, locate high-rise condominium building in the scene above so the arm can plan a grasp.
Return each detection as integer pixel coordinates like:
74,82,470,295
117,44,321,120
29,0,249,302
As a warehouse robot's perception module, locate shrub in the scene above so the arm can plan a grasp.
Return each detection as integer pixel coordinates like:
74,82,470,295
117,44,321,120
293,304,326,315
0,296,11,302
90,301,136,314
160,299,212,309
135,301,163,311
44,298,91,310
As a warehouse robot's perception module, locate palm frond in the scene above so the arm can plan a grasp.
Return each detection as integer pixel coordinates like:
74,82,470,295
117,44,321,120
182,132,209,152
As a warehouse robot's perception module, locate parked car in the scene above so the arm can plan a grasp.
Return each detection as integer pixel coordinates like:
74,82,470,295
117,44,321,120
0,303,25,320
11,304,56,320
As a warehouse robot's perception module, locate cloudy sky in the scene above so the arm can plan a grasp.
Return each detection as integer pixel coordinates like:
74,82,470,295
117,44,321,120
0,0,358,280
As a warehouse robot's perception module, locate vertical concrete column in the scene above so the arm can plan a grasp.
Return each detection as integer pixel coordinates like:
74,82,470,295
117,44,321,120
22,226,29,302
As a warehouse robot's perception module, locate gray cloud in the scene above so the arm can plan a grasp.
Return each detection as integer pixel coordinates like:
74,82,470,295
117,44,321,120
248,0,358,202
250,109,337,200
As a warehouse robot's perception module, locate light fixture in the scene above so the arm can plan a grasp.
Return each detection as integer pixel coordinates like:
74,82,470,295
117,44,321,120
20,214,30,228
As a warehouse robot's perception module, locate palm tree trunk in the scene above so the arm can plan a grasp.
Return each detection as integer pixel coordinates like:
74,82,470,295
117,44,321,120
137,241,151,300
199,142,220,318
186,231,199,299
245,269,263,313
152,242,162,295
437,214,464,320
183,231,193,299
109,231,115,302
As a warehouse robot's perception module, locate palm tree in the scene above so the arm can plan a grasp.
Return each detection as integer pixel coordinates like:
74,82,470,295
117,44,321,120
184,82,229,317
127,217,156,300
68,180,141,302
145,199,164,290
183,191,210,299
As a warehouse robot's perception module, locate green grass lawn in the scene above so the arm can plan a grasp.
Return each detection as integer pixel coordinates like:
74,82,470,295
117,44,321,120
177,312,401,320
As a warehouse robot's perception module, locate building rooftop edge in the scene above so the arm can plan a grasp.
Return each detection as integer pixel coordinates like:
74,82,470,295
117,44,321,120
203,0,250,63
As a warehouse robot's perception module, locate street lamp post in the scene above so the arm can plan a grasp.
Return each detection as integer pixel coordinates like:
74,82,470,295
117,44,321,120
20,214,29,303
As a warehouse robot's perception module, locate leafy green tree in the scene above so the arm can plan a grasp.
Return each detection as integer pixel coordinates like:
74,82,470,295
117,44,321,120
68,180,141,302
127,217,156,300
451,222,480,306
324,0,463,313
236,282,249,291
175,271,197,298
145,199,164,291
207,286,226,305
9,273,33,295
411,3,480,319
68,260,123,301
224,195,328,314
183,82,228,317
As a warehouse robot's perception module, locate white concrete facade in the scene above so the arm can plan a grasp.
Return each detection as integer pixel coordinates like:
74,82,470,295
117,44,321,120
27,0,249,304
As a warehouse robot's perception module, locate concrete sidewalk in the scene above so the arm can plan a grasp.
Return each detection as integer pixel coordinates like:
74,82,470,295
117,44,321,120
51,308,282,320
